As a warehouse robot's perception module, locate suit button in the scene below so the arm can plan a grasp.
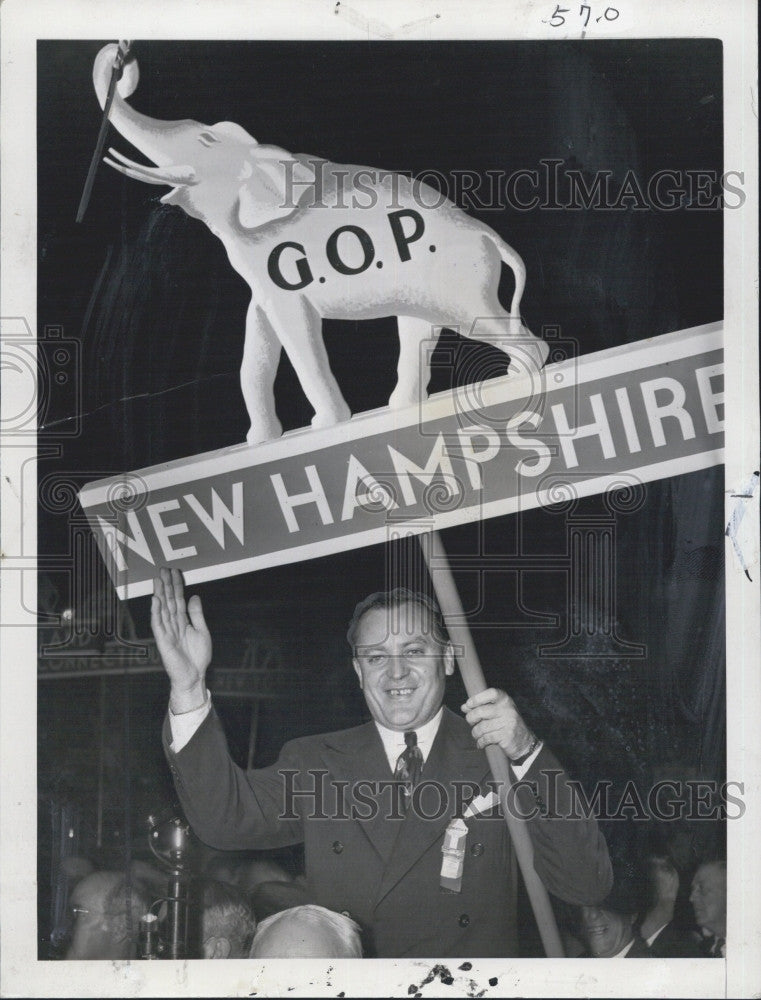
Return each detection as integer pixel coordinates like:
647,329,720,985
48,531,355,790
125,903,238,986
458,913,470,927
332,841,344,854
470,843,484,857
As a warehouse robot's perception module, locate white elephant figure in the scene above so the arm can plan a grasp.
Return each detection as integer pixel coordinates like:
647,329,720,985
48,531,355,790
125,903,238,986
93,43,549,445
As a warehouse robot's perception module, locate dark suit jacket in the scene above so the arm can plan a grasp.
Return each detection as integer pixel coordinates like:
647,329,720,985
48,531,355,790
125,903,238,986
625,936,652,957
647,921,703,958
164,705,612,957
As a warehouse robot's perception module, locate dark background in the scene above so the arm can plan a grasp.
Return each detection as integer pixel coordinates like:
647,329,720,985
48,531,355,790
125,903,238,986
37,39,725,954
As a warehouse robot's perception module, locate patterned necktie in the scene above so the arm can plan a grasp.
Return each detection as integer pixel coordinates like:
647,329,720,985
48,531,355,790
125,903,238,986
394,731,423,812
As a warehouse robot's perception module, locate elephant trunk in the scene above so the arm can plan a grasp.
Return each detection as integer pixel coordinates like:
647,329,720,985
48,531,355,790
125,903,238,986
93,43,195,169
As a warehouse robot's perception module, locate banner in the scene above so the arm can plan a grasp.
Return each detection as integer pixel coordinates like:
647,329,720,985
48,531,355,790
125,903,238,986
78,322,723,599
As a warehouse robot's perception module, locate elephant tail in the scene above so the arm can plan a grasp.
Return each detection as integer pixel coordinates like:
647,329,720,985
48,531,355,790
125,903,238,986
489,234,527,319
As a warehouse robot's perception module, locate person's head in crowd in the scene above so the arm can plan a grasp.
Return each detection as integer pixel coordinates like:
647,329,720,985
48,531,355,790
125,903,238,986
348,589,454,732
249,904,363,958
579,880,640,958
49,857,97,955
639,853,680,938
200,878,257,959
65,871,151,959
690,860,726,939
644,854,680,912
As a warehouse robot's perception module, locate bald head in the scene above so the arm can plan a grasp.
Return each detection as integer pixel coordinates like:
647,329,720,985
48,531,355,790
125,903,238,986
249,905,362,958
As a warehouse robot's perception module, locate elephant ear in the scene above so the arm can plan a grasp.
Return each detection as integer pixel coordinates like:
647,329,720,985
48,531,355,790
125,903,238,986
237,146,318,229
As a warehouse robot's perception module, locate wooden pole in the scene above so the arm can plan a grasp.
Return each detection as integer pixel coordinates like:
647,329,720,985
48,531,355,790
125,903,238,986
419,530,565,958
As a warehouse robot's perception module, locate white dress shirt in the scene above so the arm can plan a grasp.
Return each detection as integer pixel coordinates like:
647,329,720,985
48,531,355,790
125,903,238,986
168,689,212,752
645,923,669,947
613,938,637,957
374,708,444,771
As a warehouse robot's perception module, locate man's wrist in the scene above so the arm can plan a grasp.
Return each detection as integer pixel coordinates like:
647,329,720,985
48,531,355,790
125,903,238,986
169,682,208,716
510,732,540,766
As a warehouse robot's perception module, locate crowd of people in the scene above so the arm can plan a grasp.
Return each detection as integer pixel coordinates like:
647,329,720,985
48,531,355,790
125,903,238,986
562,855,726,958
57,844,725,960
58,851,362,959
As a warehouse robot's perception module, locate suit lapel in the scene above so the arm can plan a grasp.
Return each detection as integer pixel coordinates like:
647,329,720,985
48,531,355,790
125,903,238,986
319,722,403,864
374,708,489,907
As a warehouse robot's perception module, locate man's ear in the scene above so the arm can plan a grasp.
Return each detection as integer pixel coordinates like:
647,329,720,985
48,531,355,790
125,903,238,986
352,658,363,688
444,642,456,676
204,935,231,959
237,149,317,230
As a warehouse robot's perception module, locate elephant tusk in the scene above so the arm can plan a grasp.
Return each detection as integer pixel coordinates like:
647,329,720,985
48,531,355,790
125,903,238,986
106,146,154,169
104,147,197,185
103,157,176,185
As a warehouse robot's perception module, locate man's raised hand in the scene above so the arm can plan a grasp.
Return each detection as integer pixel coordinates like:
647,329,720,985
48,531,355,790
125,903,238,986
151,567,211,714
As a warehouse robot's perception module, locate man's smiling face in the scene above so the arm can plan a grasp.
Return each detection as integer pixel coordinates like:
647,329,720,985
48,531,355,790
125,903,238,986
580,904,635,958
352,602,454,731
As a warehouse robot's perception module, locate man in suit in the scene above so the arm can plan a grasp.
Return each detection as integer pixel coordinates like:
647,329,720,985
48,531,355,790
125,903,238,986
638,854,702,958
154,567,612,957
690,860,726,957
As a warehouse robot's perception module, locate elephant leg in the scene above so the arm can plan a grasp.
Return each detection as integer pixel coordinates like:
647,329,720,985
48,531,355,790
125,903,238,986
267,296,351,428
389,316,438,409
463,311,549,376
241,303,283,445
